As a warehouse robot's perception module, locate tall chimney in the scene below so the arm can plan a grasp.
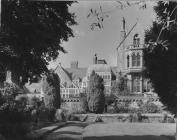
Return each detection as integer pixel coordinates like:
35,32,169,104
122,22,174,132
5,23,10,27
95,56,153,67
120,17,126,41
93,54,97,64
117,17,127,75
71,61,78,69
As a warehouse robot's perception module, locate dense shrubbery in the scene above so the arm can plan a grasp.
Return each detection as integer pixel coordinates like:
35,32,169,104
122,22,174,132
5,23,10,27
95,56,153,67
0,82,32,139
107,100,162,114
80,93,89,113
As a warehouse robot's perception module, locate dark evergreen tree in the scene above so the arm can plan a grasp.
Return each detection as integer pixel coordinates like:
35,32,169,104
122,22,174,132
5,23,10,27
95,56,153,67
87,71,105,114
42,72,61,109
0,0,76,84
144,1,177,114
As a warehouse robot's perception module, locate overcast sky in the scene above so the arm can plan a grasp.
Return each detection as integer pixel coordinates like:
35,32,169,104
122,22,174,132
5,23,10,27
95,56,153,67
49,1,156,69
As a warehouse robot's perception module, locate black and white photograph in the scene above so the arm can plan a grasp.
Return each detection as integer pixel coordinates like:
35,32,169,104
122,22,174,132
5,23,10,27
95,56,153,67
0,0,177,140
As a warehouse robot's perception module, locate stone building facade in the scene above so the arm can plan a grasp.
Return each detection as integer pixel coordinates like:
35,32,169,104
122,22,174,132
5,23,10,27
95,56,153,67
117,17,152,95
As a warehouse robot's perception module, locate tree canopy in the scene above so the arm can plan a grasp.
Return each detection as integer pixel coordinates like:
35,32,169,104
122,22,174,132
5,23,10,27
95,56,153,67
144,1,177,114
0,0,76,84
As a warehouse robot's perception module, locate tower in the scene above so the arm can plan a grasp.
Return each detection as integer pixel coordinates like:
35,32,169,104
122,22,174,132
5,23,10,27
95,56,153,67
117,17,126,75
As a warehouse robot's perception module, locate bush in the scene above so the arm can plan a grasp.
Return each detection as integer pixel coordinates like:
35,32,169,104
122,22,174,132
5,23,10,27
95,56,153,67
94,116,103,123
80,93,89,113
87,71,105,114
0,83,32,138
140,102,161,113
55,109,66,122
37,105,56,122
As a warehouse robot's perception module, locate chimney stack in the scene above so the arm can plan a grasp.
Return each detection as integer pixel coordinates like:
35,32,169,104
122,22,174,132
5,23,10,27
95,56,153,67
70,61,78,69
93,54,97,64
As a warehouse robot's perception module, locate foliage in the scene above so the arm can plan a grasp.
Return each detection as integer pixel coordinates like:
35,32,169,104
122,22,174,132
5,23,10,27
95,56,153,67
144,1,177,114
111,72,129,96
42,72,61,109
115,102,130,113
139,101,161,113
29,96,41,107
80,92,89,113
0,0,76,83
87,1,147,30
87,71,105,114
94,115,103,123
0,83,32,139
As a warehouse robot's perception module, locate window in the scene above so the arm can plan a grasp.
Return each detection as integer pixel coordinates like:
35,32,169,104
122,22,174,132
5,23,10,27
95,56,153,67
108,75,110,80
132,75,140,92
127,55,130,67
132,53,136,67
137,53,140,66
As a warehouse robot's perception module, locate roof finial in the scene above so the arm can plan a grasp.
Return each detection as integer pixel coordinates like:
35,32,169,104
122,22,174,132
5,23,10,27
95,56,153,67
122,17,125,31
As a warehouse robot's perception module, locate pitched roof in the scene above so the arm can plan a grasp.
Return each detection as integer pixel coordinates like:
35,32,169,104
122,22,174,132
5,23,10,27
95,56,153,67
65,67,87,80
54,65,72,86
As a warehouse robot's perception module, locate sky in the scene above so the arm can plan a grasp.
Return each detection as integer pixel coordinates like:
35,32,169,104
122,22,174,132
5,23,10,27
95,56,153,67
49,1,156,69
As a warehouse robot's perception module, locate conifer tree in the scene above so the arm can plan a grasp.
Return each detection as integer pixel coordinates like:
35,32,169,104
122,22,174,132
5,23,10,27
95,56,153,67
87,71,105,114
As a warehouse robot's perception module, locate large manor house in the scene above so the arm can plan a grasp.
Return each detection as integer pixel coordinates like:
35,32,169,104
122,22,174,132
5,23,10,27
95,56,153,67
6,17,158,104
54,17,156,103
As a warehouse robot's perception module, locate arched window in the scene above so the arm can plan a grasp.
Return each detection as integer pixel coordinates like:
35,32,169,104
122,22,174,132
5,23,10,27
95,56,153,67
132,53,136,67
127,55,130,67
137,53,140,66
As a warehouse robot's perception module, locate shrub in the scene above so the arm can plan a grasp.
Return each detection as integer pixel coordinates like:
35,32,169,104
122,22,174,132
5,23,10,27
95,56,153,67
37,105,56,122
94,116,103,123
55,109,66,122
0,83,32,138
80,93,89,113
140,101,161,113
87,71,105,114
29,96,41,107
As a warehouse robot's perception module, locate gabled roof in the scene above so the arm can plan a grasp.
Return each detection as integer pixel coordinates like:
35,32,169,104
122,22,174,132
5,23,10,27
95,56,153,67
65,67,87,81
54,65,72,86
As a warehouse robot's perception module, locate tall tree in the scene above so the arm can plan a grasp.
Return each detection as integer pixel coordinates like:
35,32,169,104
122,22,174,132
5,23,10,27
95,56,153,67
0,0,76,84
87,71,105,114
42,71,61,109
144,1,177,114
